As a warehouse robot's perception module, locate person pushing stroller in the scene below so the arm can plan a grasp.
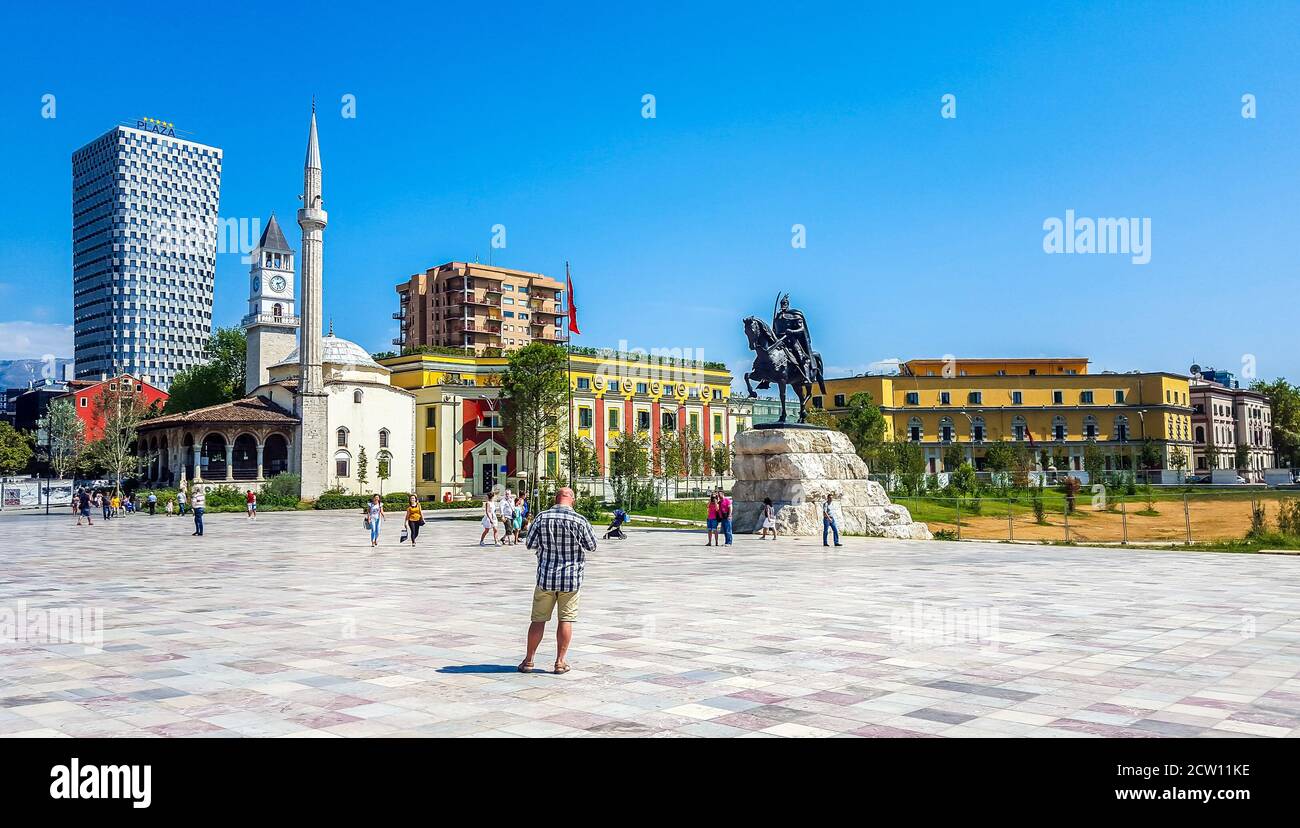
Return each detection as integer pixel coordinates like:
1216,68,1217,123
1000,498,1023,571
603,507,629,540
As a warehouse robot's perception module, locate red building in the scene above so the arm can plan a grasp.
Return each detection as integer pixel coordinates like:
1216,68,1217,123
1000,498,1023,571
60,374,168,442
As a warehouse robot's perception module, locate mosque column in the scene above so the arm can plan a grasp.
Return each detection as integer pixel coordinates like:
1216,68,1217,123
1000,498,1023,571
193,444,203,482
225,441,234,482
256,442,265,481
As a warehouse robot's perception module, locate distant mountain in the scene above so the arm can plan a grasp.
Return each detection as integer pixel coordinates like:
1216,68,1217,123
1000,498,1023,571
0,358,75,390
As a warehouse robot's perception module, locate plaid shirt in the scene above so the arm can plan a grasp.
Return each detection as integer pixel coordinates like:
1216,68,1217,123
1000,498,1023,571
527,505,597,592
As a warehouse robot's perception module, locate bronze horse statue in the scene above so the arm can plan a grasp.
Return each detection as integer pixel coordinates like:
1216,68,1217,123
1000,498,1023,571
742,316,826,424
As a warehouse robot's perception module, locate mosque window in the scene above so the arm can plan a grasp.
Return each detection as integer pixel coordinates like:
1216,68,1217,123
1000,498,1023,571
337,427,349,447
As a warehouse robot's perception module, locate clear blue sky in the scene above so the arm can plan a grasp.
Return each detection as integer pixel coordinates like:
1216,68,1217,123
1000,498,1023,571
1,1,1297,386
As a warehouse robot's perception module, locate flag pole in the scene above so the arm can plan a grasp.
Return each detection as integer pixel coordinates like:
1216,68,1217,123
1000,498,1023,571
565,261,575,490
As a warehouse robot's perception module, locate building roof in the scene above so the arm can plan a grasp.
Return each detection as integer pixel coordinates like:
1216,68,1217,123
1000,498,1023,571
271,333,386,371
258,214,293,253
139,395,299,430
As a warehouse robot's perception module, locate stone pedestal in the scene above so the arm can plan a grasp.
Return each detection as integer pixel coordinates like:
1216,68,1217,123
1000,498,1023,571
731,427,932,540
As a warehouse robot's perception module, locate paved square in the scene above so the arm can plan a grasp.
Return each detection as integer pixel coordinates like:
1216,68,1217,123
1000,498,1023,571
2,510,1298,737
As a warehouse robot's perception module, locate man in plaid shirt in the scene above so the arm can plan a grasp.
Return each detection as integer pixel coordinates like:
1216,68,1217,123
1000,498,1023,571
519,487,597,674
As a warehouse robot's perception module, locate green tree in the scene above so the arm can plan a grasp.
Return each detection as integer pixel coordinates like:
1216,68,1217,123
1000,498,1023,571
1083,442,1105,485
1204,442,1220,469
608,430,650,508
43,398,84,479
710,440,732,481
679,426,705,477
1169,444,1188,477
1138,438,1161,470
0,422,33,475
500,343,569,499
896,438,927,494
1234,444,1250,471
942,443,964,472
165,327,247,414
1250,378,1300,468
376,450,391,494
92,383,149,493
559,434,600,480
839,392,886,462
356,445,369,492
804,407,835,429
1011,442,1035,490
655,428,684,479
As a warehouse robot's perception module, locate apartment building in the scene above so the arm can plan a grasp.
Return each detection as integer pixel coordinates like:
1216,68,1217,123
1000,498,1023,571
817,357,1194,476
393,262,565,355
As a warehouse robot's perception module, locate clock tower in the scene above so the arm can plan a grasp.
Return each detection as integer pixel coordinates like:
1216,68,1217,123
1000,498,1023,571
241,214,300,393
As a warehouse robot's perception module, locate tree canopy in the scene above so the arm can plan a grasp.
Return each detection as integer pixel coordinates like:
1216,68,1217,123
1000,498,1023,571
165,327,247,414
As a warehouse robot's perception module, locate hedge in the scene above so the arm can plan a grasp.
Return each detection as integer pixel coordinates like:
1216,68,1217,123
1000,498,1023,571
311,493,477,511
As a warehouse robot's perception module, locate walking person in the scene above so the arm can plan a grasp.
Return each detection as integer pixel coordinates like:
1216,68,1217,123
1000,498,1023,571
165,498,174,517
403,495,424,546
498,490,516,545
706,492,720,546
73,492,87,526
177,486,187,516
759,497,777,540
245,489,257,520
479,495,499,546
365,494,384,547
147,490,157,516
518,487,596,675
98,491,110,521
110,492,121,518
822,492,842,547
511,496,525,543
191,486,206,536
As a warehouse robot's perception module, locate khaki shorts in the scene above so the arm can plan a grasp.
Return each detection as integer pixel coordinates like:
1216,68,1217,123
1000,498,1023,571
531,586,581,623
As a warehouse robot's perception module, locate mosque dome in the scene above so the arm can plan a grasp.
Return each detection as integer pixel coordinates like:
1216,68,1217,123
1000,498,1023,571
270,333,386,371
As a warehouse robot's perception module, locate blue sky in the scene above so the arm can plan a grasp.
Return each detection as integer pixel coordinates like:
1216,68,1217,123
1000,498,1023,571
1,1,1297,386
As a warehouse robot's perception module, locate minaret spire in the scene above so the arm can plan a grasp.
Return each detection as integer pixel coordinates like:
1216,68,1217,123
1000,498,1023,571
297,105,328,396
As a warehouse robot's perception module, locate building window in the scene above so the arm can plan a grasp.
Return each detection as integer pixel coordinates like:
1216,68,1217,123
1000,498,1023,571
421,452,436,480
637,410,651,431
577,377,590,391
1115,415,1130,442
1012,391,1023,405
636,382,648,395
1195,425,1205,443
971,416,985,442
1080,391,1094,404
353,389,363,403
812,396,823,409
939,392,951,405
379,429,389,448
662,411,676,431
968,392,982,405
1115,390,1125,404
426,408,436,428
1053,390,1064,405
940,417,954,443
1084,415,1098,439
908,417,922,442
834,394,846,408
713,413,722,435
80,397,88,408
1052,415,1067,441
337,427,348,447
1012,416,1027,441
579,407,593,429
335,451,350,478
609,409,619,431
690,413,699,433
905,392,919,405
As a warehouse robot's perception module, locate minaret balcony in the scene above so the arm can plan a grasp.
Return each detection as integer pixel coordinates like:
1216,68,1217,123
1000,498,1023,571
242,312,300,328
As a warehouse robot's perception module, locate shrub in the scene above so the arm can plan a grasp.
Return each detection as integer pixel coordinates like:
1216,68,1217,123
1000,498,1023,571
1249,501,1267,538
1278,500,1300,536
263,473,301,502
574,495,603,523
950,462,978,495
1032,490,1046,524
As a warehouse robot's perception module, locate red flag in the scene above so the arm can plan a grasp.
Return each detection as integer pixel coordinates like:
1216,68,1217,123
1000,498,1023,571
565,262,580,335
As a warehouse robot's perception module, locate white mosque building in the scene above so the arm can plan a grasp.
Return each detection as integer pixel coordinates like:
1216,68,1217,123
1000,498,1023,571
138,107,414,498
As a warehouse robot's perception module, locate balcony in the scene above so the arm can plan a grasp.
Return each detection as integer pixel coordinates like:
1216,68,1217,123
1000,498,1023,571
464,293,501,308
392,310,406,321
241,312,300,327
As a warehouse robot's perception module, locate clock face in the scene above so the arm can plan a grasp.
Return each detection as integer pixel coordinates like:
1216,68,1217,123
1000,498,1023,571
270,275,287,293
252,275,261,292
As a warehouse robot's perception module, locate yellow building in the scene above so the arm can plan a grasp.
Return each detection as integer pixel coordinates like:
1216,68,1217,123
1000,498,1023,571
381,348,744,498
816,358,1194,477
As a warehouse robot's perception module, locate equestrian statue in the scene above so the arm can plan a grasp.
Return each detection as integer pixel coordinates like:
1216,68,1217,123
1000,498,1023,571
743,293,826,425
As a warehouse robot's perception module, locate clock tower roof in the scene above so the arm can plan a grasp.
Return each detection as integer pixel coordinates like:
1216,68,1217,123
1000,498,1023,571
258,214,294,254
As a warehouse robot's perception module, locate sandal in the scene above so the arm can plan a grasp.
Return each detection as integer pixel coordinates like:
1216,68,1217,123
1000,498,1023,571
517,660,534,673
553,661,571,674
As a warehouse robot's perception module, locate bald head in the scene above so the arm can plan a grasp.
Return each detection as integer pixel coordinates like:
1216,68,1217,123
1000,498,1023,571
555,487,576,506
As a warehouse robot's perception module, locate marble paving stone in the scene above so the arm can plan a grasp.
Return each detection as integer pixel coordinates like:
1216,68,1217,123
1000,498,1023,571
0,510,1297,737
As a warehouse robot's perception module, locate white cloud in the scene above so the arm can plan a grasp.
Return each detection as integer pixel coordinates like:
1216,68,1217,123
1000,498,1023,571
0,321,74,360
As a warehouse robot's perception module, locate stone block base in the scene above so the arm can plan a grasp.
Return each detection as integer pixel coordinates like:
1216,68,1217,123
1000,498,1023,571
731,427,932,541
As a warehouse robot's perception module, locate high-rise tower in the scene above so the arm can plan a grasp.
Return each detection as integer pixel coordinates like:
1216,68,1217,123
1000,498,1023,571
71,121,222,388
296,105,330,495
